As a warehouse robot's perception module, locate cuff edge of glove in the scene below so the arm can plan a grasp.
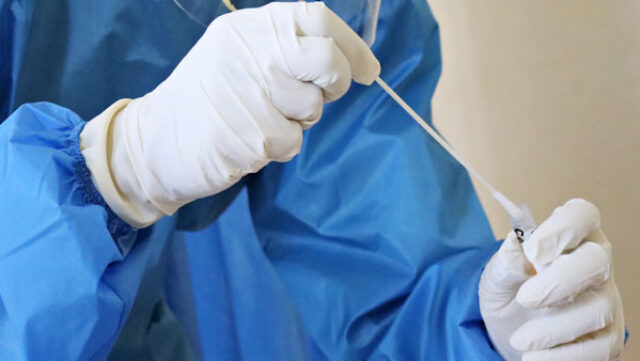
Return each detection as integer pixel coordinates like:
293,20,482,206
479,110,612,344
80,99,163,228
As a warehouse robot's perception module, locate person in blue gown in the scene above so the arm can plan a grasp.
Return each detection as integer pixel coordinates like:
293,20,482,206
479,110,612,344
0,1,626,360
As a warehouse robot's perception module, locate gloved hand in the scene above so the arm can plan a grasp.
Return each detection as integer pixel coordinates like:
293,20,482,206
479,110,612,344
479,199,625,361
80,2,380,227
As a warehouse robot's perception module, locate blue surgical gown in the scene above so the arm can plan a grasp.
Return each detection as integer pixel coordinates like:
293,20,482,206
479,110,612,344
0,0,504,360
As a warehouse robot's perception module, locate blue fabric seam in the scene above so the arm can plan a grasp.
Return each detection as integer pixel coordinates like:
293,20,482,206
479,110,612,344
68,120,137,255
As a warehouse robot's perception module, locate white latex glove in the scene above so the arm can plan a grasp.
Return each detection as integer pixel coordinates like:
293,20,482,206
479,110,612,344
479,199,625,361
80,2,380,227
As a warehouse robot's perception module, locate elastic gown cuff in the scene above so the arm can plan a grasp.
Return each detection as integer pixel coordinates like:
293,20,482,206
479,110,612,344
70,121,138,256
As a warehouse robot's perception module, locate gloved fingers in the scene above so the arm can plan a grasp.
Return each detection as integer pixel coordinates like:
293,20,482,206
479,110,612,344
516,239,611,308
479,231,533,311
267,72,324,129
523,198,601,267
511,285,616,351
263,117,304,162
289,36,353,103
244,97,304,162
520,319,625,361
275,1,380,84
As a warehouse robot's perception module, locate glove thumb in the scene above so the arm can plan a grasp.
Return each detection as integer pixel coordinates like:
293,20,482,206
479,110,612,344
480,232,533,313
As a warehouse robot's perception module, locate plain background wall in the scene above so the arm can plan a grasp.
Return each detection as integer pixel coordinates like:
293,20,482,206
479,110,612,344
428,0,639,359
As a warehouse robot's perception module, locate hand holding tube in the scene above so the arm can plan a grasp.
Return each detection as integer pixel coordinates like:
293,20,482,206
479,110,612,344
479,199,625,361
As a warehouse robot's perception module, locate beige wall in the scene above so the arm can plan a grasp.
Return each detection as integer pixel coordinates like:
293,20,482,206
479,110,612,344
428,0,640,358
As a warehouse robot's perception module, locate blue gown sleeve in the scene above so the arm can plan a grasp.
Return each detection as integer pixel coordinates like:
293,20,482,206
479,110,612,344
0,103,144,360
